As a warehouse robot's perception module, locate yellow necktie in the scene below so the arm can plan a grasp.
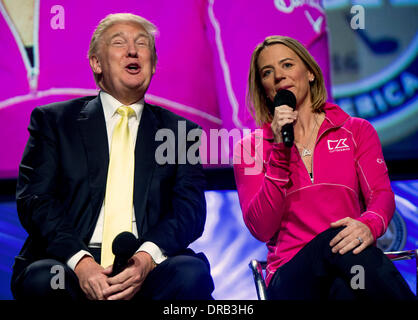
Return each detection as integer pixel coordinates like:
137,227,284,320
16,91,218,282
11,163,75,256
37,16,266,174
101,106,136,267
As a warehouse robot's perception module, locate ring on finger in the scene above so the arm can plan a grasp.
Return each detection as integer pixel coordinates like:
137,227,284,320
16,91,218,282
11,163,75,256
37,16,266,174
357,236,363,245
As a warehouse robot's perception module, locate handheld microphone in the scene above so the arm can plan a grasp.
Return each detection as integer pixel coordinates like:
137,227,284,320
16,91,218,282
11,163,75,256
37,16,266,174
272,89,297,147
111,231,140,277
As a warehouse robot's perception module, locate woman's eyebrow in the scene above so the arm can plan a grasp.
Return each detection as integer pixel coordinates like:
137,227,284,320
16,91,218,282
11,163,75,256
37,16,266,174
279,57,294,63
259,58,294,72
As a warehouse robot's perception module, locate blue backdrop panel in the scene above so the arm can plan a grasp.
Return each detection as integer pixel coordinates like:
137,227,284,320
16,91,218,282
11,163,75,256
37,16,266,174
0,180,417,300
0,201,27,300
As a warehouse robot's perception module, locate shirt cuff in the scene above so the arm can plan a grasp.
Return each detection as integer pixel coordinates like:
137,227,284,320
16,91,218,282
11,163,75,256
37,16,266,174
136,241,167,265
67,250,93,271
356,211,386,241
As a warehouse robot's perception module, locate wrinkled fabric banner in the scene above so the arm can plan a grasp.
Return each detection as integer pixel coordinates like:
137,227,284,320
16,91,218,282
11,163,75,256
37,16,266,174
0,0,331,177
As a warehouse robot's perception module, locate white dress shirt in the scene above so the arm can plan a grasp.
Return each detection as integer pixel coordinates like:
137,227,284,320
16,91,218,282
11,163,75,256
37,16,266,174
67,91,167,270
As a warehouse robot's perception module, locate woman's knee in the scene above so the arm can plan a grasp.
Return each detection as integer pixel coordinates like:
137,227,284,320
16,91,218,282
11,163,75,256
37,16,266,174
317,227,345,243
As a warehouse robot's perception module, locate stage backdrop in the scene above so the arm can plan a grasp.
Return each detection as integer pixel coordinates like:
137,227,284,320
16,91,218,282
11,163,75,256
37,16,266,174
2,1,417,175
325,0,418,160
0,0,417,300
1,180,417,299
0,0,332,177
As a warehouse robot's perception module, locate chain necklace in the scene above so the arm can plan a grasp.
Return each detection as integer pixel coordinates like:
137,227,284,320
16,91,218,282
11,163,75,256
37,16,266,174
296,114,318,157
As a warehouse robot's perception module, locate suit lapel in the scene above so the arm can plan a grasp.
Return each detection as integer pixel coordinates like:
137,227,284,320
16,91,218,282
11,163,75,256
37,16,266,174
134,103,158,237
77,96,109,231
77,98,158,239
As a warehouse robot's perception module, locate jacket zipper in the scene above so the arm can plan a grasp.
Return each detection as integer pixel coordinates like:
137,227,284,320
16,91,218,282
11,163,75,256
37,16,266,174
310,119,342,184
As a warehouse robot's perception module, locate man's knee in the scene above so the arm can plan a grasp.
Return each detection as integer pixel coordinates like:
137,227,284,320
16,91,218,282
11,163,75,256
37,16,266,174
13,259,77,300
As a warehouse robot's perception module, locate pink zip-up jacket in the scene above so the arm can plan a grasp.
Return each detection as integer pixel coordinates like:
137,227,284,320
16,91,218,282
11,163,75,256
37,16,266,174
233,102,395,286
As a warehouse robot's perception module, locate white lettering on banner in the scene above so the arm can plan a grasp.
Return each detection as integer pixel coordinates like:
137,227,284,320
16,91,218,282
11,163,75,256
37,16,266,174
274,0,324,14
304,10,324,34
337,72,418,119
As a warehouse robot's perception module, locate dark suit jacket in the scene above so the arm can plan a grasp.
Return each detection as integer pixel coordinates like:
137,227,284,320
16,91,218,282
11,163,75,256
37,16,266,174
13,95,207,276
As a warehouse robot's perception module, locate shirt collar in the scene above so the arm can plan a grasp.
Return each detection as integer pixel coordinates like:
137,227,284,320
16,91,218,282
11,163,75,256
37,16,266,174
99,91,144,121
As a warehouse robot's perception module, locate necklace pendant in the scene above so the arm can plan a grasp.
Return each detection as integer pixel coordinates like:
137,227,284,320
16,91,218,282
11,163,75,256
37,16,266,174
301,148,312,157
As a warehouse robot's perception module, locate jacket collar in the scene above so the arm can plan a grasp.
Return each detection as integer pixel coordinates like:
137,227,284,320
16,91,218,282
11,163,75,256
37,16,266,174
322,102,350,128
77,96,109,237
261,122,275,140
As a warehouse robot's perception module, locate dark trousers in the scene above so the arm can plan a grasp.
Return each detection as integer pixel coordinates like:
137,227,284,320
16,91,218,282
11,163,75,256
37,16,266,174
267,227,416,300
11,249,214,300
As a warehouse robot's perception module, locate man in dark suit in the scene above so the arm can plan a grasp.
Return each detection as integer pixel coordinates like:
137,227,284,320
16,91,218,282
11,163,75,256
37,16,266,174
11,13,214,300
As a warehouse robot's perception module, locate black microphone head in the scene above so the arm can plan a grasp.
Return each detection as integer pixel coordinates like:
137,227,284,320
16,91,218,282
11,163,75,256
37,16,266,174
273,90,297,148
112,231,139,258
274,89,297,110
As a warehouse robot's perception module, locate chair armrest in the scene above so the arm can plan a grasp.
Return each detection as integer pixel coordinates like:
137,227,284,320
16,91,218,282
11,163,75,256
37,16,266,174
385,249,418,294
384,249,418,261
249,260,268,300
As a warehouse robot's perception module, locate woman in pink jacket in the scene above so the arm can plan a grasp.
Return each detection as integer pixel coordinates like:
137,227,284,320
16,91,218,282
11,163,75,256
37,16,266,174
233,36,415,299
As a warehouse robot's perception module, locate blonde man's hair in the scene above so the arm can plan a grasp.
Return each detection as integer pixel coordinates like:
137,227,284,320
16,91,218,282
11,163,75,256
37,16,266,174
247,36,327,126
88,13,158,85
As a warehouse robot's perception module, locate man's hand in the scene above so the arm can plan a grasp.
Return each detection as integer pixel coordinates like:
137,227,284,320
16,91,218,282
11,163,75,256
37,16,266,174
329,217,374,255
103,251,156,300
74,255,110,300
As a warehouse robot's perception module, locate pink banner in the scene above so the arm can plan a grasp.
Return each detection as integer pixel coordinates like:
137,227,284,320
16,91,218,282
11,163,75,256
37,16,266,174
0,0,331,178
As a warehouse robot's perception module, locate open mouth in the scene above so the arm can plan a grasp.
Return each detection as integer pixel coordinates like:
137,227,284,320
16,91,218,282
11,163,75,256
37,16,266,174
125,63,140,74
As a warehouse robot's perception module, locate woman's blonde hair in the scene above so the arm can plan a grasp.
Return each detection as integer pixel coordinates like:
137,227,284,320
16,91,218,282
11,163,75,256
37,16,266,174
88,13,158,85
247,36,327,126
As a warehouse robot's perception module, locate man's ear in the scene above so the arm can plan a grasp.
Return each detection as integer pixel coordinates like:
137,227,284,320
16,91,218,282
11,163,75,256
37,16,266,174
89,54,102,75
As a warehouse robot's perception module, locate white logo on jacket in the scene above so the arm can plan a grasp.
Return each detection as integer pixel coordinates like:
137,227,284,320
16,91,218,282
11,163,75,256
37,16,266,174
327,138,350,152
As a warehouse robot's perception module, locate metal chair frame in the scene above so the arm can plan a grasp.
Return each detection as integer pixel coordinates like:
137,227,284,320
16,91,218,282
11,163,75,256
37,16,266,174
249,249,418,300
